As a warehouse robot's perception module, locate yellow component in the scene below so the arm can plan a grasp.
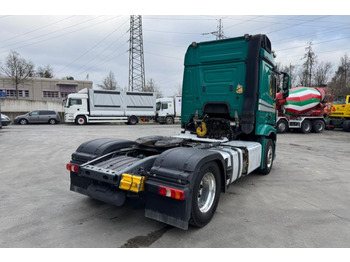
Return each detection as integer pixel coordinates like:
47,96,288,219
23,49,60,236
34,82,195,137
236,84,243,94
329,95,350,118
196,122,207,137
119,173,145,193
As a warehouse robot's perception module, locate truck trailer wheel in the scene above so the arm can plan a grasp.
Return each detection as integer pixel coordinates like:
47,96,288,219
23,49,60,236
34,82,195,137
312,120,325,133
190,162,221,228
75,116,86,125
276,119,288,133
301,120,312,133
257,138,274,175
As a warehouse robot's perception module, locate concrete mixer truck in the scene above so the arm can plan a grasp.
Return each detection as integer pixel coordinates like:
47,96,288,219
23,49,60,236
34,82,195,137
276,87,327,134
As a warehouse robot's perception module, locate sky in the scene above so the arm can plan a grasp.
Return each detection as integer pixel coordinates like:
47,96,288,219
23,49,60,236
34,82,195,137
1,1,349,97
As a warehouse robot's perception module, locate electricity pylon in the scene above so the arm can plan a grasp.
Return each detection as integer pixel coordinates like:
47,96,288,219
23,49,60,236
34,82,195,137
128,15,146,92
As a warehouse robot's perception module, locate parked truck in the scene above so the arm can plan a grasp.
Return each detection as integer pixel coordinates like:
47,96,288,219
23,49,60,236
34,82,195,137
64,88,156,125
66,34,290,230
155,96,182,124
326,95,350,132
276,86,327,133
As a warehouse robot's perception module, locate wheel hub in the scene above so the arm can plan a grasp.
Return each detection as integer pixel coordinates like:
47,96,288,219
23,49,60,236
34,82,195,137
197,172,216,213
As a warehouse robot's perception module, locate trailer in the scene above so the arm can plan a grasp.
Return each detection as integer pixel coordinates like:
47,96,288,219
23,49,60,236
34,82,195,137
66,34,290,229
64,89,156,125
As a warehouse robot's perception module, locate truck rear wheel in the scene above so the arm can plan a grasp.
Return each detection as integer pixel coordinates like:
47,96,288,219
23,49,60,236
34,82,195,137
312,120,325,133
190,162,221,228
301,120,312,133
128,116,138,125
277,119,288,133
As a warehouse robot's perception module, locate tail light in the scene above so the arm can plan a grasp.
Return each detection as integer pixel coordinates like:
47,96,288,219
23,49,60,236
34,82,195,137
66,163,79,173
159,186,185,200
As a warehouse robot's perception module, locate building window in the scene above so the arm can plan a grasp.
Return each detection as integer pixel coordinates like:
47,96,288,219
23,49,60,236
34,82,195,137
60,91,74,99
1,89,29,98
43,91,59,98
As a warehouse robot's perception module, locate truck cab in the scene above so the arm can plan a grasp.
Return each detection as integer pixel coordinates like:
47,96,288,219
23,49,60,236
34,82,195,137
64,91,89,125
327,95,350,131
156,96,181,124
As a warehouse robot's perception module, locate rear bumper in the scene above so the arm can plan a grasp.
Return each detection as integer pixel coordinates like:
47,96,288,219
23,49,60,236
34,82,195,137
70,172,126,206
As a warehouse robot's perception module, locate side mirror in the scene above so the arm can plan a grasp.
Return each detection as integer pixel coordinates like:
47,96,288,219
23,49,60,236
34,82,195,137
282,72,290,99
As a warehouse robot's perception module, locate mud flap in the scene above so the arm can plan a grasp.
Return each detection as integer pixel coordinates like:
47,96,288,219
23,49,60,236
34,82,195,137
145,179,191,230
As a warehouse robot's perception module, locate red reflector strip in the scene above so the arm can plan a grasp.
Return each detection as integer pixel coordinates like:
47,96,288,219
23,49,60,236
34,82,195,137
158,186,185,200
66,163,79,173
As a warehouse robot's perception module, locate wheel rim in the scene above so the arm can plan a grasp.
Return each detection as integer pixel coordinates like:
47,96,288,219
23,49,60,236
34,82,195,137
316,122,324,131
50,119,55,124
278,122,286,132
20,119,27,125
266,145,273,169
78,118,84,124
304,122,311,132
197,172,216,213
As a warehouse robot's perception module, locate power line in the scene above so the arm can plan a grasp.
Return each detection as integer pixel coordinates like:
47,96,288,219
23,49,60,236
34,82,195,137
56,17,129,74
276,35,350,52
0,15,75,45
0,16,105,50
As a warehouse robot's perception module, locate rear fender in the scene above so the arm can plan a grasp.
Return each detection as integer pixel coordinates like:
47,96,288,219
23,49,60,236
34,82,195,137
145,147,225,230
71,138,136,164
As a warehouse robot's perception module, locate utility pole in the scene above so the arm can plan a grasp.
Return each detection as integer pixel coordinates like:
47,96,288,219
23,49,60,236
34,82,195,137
202,19,226,40
128,15,145,91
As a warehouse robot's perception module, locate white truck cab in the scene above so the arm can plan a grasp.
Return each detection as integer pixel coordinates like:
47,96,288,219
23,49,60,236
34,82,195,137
156,96,181,124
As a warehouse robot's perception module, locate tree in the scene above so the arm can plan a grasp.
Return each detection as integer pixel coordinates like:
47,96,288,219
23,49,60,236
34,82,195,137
144,78,163,98
299,42,317,86
329,54,350,99
36,65,54,78
313,62,332,87
98,71,118,90
174,84,182,96
0,50,34,99
63,76,74,80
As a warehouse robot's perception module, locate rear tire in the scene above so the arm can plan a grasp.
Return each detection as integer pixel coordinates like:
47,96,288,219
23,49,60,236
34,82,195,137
49,119,57,125
312,120,325,133
276,119,288,133
128,116,138,125
190,162,221,228
301,120,312,134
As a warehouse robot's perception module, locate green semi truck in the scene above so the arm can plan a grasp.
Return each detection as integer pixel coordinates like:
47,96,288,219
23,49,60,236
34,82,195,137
66,34,289,230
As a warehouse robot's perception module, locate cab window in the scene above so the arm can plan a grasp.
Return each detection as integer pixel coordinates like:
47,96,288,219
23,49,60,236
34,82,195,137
69,98,82,106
